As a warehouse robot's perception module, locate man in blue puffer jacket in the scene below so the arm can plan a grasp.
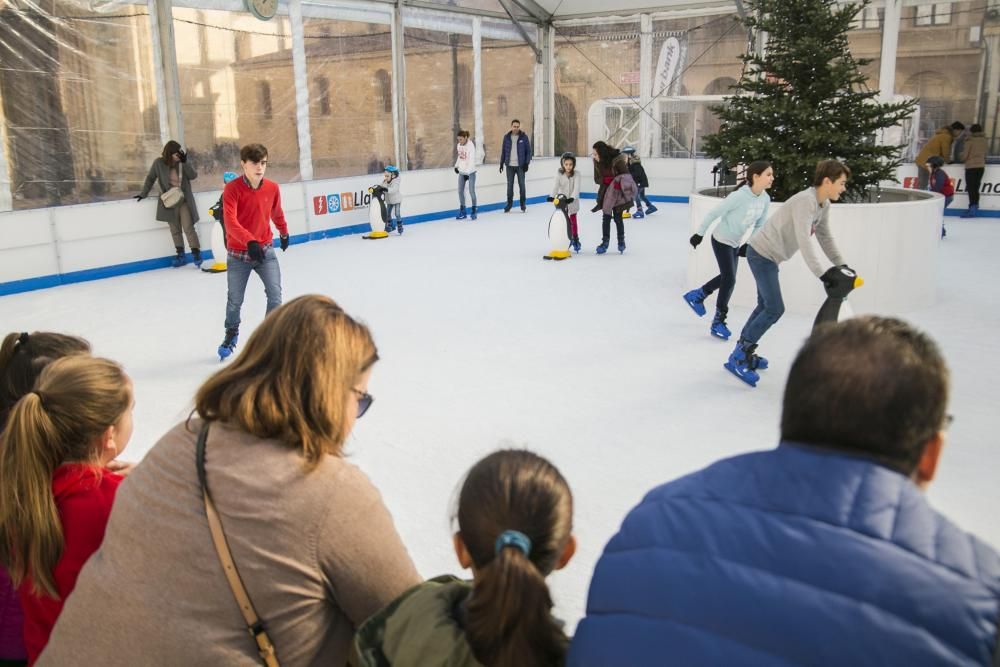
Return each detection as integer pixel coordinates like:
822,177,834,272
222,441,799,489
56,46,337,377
570,316,1000,667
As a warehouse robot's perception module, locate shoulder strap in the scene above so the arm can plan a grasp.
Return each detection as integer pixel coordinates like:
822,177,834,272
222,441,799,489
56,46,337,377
196,422,280,667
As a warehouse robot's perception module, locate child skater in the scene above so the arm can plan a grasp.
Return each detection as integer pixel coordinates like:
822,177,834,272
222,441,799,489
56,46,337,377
926,156,953,238
548,152,582,252
350,449,577,667
0,356,134,663
598,159,638,254
455,130,479,221
383,165,403,235
621,147,656,217
683,160,774,340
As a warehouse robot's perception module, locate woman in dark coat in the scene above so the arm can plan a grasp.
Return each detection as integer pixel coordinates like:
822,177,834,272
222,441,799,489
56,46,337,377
591,141,626,213
136,140,201,267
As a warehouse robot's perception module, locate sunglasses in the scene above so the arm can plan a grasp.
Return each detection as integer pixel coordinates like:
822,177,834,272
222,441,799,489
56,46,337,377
352,388,374,418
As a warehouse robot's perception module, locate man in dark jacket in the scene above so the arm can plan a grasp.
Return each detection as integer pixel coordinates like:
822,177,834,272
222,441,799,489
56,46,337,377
570,316,1000,667
499,119,532,213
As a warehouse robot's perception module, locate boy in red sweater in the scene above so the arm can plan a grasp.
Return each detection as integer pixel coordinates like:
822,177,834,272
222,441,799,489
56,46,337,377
218,143,289,360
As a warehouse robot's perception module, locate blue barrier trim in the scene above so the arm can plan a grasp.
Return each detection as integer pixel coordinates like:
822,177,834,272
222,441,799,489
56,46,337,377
3,194,986,296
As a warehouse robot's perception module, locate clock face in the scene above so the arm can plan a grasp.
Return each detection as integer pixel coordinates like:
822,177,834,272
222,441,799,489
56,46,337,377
246,0,277,21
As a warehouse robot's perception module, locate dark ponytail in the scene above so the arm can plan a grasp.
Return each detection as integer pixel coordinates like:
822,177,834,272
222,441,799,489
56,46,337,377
737,160,772,189
457,450,573,667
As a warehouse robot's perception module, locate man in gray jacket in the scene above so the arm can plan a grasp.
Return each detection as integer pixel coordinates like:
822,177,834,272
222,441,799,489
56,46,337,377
726,160,855,387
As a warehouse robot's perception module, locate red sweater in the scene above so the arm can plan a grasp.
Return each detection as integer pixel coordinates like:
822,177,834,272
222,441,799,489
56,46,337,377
222,177,289,252
18,464,123,664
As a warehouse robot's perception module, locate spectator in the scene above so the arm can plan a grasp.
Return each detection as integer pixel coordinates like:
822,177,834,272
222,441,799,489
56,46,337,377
961,123,987,218
569,316,1000,666
500,119,532,213
0,332,91,667
0,355,134,664
135,140,202,268
351,450,576,667
37,295,421,667
915,122,964,190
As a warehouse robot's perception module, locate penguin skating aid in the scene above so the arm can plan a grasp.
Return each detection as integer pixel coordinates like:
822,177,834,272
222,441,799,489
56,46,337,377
202,171,240,273
363,184,391,240
543,195,574,261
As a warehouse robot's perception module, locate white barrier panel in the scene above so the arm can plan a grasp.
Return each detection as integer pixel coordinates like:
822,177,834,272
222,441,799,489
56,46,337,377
687,187,943,316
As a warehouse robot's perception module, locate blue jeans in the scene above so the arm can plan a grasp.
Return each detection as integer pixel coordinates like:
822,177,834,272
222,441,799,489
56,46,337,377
635,186,652,209
458,172,477,209
505,165,526,206
224,247,282,331
388,203,401,223
701,237,739,315
739,246,784,345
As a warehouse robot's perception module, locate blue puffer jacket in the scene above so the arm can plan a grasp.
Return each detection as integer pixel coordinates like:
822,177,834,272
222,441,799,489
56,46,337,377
569,442,1000,667
500,131,532,168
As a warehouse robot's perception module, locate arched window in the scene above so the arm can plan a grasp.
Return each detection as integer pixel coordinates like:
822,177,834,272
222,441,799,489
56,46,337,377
258,81,273,121
375,69,391,113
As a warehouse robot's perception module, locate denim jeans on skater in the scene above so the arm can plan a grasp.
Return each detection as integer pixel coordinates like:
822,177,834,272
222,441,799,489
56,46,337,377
458,172,477,209
505,165,526,206
700,237,740,315
635,186,653,210
739,246,784,345
224,247,282,331
388,203,401,224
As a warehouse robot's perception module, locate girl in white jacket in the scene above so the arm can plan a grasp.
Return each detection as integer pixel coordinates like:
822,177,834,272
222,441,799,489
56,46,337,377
455,130,479,220
549,152,582,252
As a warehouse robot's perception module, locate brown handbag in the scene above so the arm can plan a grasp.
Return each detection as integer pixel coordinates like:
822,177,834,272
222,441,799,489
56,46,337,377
196,422,280,667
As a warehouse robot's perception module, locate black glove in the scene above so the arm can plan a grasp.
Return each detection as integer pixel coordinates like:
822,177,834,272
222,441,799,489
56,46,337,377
546,196,554,202
247,241,264,263
279,235,289,252
523,164,529,173
499,164,504,173
454,167,459,174
178,150,187,163
689,234,703,249
134,194,146,201
738,244,748,257
820,265,857,297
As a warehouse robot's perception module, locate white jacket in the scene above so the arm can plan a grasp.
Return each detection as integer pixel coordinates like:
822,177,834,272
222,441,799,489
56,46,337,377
455,140,478,175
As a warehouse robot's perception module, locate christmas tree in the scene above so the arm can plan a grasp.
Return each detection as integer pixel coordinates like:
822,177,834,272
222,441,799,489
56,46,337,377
702,0,917,202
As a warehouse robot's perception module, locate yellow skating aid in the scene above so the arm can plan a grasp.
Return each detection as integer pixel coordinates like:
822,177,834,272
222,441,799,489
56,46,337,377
364,230,390,239
544,249,572,261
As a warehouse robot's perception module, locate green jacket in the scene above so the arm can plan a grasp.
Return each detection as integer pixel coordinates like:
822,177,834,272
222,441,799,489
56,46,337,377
350,576,483,667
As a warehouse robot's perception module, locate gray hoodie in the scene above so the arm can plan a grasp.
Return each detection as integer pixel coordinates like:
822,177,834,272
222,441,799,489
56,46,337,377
748,187,845,277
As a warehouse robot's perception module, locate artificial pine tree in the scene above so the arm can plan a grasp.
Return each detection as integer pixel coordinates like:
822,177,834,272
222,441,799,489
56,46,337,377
703,0,917,202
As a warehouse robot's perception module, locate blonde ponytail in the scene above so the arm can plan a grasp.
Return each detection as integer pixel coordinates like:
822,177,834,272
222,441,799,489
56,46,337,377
0,356,130,597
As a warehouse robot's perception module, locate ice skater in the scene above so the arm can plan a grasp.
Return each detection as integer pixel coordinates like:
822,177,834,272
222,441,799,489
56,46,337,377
926,156,953,238
597,158,637,254
684,160,773,340
217,143,289,360
548,152,582,252
726,160,856,387
383,165,403,234
621,147,656,217
454,130,479,220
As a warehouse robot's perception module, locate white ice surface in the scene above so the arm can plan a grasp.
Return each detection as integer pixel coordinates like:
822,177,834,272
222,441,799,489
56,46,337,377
2,204,997,632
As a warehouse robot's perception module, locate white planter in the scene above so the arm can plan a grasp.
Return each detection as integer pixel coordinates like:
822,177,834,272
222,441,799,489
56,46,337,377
687,187,944,316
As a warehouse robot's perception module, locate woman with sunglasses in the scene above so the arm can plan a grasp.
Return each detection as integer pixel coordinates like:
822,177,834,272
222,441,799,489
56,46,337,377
37,295,420,667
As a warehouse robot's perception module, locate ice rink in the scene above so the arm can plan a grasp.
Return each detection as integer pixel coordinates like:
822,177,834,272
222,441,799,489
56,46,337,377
2,202,997,630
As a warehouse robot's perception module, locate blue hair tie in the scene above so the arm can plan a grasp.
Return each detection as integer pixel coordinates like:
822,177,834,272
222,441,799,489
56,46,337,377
494,530,532,557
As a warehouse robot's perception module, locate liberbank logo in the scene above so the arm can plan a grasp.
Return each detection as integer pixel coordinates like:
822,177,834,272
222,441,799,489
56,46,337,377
313,190,373,215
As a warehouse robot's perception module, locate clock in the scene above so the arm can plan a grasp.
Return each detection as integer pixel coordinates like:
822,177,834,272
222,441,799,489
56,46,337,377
246,0,277,21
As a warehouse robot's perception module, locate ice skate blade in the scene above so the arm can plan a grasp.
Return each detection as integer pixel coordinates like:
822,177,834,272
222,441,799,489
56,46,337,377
724,361,758,387
711,330,731,341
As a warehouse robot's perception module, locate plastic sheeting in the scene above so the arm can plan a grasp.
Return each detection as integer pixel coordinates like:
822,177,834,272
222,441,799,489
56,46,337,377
481,28,535,164
0,0,161,210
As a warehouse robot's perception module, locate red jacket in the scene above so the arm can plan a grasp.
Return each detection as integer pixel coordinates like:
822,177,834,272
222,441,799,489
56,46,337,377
18,464,123,664
222,177,289,252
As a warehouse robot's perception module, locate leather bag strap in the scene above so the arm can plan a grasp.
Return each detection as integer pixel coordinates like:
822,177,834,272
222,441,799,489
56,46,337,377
196,422,280,667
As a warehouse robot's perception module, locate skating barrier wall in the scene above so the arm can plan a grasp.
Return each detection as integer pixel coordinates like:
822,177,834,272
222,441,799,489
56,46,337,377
686,187,944,317
0,158,985,296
